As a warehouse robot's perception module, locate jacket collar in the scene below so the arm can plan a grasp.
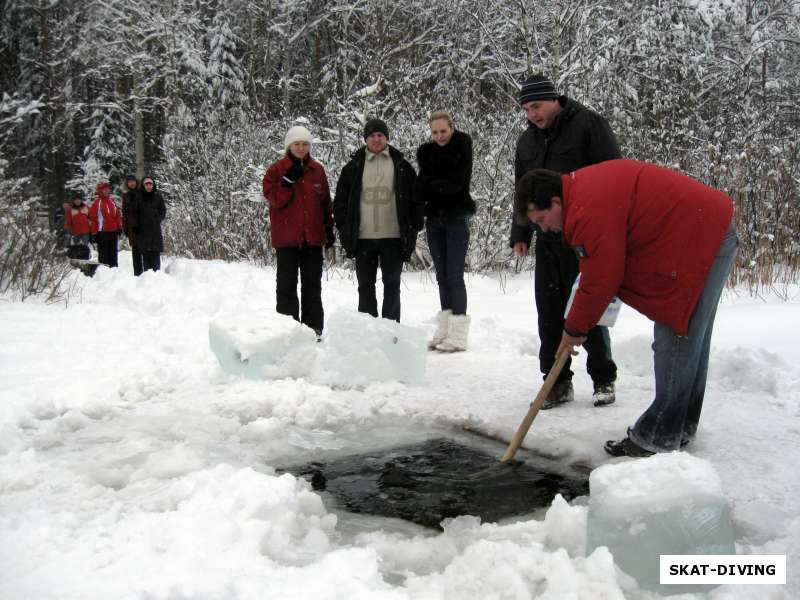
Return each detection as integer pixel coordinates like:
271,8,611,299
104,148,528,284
352,144,404,162
281,153,318,170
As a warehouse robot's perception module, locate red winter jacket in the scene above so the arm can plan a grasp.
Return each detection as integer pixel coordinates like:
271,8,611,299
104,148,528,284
562,159,734,336
88,183,123,233
64,204,91,235
262,155,332,248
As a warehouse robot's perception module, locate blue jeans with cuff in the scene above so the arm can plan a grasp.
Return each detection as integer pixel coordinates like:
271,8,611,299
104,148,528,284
629,222,739,452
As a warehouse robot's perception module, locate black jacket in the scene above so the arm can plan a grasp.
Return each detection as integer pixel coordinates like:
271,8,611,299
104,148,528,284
415,130,475,219
121,188,139,243
510,96,621,246
334,145,422,261
130,182,167,252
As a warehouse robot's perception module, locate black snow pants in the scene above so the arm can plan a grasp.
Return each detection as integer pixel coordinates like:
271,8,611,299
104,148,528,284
534,235,617,386
275,243,324,334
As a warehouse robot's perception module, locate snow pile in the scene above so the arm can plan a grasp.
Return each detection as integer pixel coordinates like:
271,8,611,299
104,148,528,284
315,309,427,387
209,312,318,379
587,453,735,593
1,260,798,599
210,308,427,387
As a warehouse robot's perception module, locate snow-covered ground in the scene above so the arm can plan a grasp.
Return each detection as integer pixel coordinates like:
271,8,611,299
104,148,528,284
1,253,797,600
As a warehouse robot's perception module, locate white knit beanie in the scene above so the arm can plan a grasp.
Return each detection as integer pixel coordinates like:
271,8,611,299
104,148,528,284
284,125,313,151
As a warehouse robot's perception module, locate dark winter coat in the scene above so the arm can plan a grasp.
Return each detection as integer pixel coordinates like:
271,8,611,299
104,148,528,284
130,181,166,252
334,145,422,261
561,160,734,337
122,188,140,247
510,96,621,247
415,130,475,219
262,154,333,248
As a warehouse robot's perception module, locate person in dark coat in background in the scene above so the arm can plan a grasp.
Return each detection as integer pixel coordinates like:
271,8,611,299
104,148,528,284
88,181,123,267
334,118,423,322
510,73,621,410
121,174,143,276
415,110,475,352
516,160,738,457
131,176,167,273
262,125,334,335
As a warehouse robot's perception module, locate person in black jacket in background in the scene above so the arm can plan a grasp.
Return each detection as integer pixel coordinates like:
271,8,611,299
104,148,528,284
121,175,143,276
334,118,422,322
131,176,167,273
510,74,621,409
416,111,474,352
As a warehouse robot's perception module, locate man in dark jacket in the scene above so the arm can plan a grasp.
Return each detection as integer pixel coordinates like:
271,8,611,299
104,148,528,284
510,73,621,409
516,161,737,456
334,118,423,322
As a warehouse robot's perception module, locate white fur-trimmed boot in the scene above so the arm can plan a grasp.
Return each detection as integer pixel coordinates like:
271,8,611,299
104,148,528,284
436,314,470,353
428,309,452,350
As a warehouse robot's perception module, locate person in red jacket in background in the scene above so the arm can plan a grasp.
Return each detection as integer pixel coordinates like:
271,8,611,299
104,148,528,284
64,193,92,247
262,125,334,336
88,181,123,267
516,159,738,457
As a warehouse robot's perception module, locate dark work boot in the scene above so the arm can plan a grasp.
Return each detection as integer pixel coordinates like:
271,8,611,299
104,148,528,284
604,437,654,458
592,382,616,406
541,379,574,410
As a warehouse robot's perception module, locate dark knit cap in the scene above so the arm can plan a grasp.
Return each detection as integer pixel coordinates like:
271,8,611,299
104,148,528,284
518,74,558,105
125,174,138,182
363,118,389,140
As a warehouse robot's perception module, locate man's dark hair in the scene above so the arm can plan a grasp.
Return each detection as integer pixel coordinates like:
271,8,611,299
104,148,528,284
514,169,563,225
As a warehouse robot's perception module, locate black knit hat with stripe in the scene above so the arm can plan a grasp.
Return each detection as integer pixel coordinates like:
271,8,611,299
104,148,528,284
518,74,558,105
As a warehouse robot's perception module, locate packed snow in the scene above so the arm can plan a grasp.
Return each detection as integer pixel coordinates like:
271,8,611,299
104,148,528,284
1,253,797,600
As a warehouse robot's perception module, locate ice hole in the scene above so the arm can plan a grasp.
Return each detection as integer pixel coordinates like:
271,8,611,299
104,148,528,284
280,428,589,530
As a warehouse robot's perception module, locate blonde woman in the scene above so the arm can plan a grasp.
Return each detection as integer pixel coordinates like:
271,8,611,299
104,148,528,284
415,111,474,352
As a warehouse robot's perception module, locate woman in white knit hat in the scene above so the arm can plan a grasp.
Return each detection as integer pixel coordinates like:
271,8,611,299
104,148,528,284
262,125,335,336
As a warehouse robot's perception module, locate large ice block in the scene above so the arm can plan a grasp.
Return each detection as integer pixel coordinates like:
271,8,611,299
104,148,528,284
208,313,317,379
587,452,735,595
314,309,426,386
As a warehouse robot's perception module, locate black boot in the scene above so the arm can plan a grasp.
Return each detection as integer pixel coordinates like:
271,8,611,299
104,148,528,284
604,437,654,457
541,379,574,410
592,382,616,406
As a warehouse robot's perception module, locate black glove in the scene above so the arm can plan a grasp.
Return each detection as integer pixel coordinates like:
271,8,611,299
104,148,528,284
90,233,97,243
281,163,305,188
325,226,335,249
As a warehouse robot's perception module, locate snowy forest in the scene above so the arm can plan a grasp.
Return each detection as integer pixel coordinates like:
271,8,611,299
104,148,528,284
1,0,799,297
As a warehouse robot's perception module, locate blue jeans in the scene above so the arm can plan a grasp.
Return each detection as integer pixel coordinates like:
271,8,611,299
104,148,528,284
426,216,469,315
629,222,739,452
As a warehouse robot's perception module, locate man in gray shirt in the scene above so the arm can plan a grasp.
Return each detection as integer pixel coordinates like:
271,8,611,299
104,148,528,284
334,118,422,321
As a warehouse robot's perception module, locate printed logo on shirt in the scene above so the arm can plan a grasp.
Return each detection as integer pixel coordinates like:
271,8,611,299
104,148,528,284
363,186,392,234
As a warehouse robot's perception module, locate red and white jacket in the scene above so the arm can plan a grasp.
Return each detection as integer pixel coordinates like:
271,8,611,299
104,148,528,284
262,155,333,248
88,182,122,233
562,159,734,336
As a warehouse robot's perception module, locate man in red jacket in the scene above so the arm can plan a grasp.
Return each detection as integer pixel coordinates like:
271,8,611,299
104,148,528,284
516,159,739,457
